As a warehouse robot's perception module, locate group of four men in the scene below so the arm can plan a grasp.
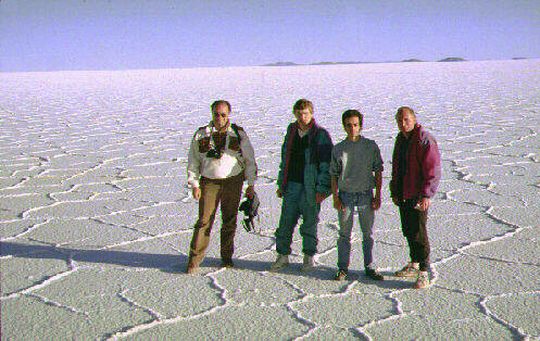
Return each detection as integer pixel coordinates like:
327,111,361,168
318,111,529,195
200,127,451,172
186,99,441,289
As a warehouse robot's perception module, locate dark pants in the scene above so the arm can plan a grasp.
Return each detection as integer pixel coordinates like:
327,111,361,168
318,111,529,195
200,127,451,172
399,200,430,271
188,173,244,268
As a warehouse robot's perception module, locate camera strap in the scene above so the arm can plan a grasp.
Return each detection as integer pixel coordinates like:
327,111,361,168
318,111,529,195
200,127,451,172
230,123,242,142
208,123,229,151
231,124,243,157
209,123,242,153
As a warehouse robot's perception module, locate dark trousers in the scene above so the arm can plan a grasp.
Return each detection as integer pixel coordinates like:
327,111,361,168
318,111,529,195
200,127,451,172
399,201,430,271
188,173,244,268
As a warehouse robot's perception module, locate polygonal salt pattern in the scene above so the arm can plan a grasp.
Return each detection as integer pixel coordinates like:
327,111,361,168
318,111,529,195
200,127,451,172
125,305,311,340
1,60,539,339
365,288,516,339
485,293,540,338
435,255,540,296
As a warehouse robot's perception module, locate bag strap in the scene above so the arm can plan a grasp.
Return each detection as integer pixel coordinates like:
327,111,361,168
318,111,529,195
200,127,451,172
231,123,242,141
230,123,243,157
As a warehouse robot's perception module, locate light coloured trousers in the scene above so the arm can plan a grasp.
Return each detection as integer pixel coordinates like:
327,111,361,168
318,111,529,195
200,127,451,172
337,191,375,270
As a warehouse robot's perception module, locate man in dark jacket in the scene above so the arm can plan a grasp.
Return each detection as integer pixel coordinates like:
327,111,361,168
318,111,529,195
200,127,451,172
270,99,333,272
390,106,441,289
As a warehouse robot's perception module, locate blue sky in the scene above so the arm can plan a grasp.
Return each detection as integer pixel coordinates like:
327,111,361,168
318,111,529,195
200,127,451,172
1,0,539,72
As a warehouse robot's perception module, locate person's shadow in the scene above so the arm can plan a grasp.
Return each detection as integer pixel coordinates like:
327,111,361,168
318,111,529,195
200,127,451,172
1,241,187,270
1,241,412,289
0,241,325,276
0,241,270,274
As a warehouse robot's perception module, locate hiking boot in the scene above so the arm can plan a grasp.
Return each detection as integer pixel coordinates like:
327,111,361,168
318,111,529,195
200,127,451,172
221,259,234,268
270,254,289,272
334,269,349,281
365,267,384,281
301,255,315,272
414,271,430,289
395,262,419,277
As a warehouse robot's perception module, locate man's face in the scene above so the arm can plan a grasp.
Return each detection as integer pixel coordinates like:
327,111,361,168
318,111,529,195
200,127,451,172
294,108,313,129
343,116,361,139
212,103,230,130
397,111,416,134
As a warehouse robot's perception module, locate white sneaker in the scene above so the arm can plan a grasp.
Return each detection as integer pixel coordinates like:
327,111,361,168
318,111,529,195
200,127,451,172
270,254,289,272
301,255,315,272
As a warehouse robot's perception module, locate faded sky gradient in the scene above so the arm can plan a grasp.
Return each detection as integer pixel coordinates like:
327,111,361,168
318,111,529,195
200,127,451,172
1,0,540,72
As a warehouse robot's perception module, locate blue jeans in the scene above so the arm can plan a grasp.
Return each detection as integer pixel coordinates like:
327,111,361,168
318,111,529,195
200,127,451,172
275,182,320,256
337,191,375,270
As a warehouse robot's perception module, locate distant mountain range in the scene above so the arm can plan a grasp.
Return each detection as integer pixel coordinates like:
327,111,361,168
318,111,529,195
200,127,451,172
263,56,528,67
437,57,466,62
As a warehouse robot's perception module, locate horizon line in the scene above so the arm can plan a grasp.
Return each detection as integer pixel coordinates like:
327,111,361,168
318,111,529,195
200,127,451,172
1,56,538,74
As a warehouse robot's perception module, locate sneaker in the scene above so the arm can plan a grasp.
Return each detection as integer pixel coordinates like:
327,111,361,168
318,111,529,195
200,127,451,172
270,254,289,272
395,262,420,277
365,267,384,281
221,259,234,268
334,269,349,281
414,271,430,289
301,255,315,272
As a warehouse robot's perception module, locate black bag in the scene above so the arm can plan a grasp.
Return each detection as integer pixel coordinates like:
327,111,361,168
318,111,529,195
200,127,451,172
238,192,260,232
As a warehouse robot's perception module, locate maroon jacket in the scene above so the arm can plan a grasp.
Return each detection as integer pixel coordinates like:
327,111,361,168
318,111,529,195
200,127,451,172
390,124,441,200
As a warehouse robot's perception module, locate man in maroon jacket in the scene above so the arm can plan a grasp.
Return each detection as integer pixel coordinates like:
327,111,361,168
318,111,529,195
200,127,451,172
390,106,441,289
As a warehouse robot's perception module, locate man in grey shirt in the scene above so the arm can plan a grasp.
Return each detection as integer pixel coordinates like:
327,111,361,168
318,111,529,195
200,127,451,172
330,109,384,281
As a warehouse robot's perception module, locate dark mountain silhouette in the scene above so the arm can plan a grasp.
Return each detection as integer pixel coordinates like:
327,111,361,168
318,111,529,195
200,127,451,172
401,58,424,62
263,61,299,66
438,57,466,62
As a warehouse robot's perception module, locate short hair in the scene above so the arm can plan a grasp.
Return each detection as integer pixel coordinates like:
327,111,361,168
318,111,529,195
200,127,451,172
293,99,313,114
342,109,363,127
396,106,415,120
211,100,231,113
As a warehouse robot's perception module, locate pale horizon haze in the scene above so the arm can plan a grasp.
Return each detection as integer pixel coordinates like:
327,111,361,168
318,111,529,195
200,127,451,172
1,0,540,72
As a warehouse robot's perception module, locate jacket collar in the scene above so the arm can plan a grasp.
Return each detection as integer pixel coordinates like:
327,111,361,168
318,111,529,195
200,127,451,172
207,120,231,133
399,123,421,140
294,118,316,132
291,118,318,138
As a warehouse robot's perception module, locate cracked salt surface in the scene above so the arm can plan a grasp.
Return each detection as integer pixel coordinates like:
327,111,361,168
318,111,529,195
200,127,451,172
1,60,539,340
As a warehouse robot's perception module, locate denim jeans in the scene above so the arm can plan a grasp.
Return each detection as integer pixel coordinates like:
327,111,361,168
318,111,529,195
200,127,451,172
337,190,375,270
275,181,321,257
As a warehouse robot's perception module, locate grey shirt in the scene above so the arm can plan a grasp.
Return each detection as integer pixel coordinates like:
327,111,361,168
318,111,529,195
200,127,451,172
329,137,384,192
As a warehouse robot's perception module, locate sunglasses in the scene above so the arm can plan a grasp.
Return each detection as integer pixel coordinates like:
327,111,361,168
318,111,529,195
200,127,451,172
212,112,229,118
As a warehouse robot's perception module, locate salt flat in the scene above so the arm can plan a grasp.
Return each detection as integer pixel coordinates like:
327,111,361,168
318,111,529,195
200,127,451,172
1,60,539,340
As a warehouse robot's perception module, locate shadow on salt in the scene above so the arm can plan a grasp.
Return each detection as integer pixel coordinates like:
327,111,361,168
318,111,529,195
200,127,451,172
1,241,413,289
